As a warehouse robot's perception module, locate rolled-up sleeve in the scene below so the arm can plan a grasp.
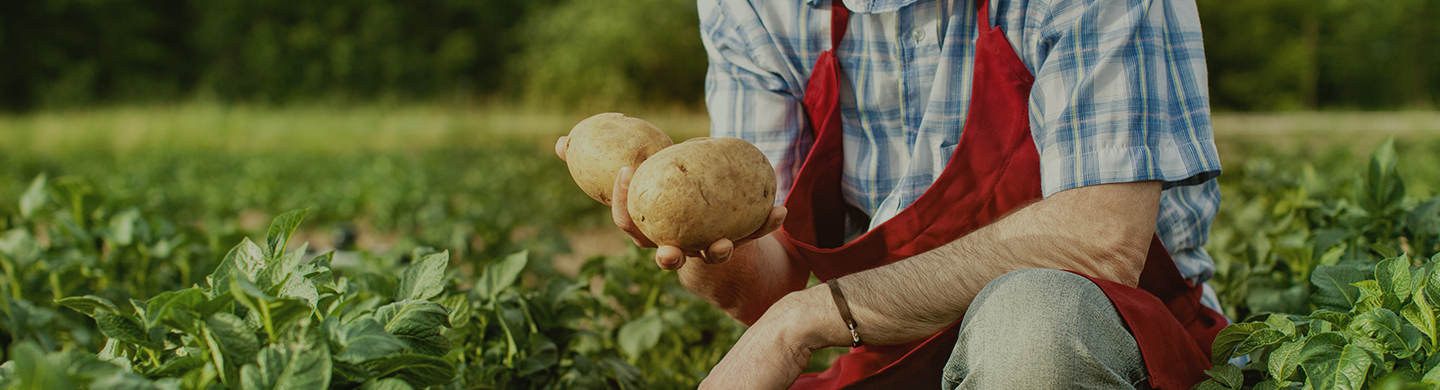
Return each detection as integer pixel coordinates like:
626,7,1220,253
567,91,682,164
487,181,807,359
1023,0,1221,198
700,0,811,205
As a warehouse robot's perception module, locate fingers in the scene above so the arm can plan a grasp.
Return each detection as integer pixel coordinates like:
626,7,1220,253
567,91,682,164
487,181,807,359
555,136,569,161
732,206,787,249
702,238,735,265
656,246,686,270
612,167,657,247
754,206,787,239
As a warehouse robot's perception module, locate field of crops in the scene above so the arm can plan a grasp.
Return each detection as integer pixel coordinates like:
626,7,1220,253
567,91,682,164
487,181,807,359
2,105,1440,389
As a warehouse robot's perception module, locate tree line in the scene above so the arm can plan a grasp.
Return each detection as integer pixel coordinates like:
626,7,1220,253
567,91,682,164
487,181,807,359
0,0,1433,112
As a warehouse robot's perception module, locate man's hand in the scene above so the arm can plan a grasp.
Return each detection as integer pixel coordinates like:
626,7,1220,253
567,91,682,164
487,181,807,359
699,286,847,389
556,136,787,270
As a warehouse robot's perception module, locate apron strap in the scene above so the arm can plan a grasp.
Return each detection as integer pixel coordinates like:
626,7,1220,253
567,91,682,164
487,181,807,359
831,0,851,49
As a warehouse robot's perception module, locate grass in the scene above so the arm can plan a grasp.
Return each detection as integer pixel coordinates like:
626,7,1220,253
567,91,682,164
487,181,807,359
0,103,713,156
3,104,1436,155
6,104,1440,204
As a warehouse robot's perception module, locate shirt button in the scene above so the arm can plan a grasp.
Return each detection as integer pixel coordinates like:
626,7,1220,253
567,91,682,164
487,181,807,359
910,29,926,43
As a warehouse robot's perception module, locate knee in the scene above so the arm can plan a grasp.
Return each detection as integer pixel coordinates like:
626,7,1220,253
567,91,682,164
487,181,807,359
942,268,1142,388
963,268,1112,348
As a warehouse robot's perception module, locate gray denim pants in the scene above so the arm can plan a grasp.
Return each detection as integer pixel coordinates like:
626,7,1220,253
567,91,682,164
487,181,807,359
941,268,1147,389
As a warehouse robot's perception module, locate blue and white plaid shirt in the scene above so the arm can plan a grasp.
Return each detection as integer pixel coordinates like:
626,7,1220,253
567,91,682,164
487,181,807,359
699,0,1224,308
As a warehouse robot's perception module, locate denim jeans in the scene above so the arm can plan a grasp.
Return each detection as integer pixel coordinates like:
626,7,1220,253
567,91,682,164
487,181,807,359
941,268,1147,389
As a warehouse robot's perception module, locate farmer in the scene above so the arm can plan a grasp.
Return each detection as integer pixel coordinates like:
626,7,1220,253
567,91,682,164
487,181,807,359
559,0,1227,388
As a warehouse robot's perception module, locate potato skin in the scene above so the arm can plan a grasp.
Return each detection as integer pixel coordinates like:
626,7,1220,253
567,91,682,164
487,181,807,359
628,137,777,252
565,113,674,205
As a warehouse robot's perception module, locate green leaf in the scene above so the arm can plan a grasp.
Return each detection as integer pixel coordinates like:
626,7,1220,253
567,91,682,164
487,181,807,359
1425,265,1440,310
1423,357,1440,383
478,251,528,299
361,378,415,390
1307,310,1354,329
1204,363,1244,388
56,295,121,317
1247,283,1311,315
263,209,309,261
1267,314,1298,336
1405,198,1440,238
8,341,74,389
296,252,334,287
95,310,158,349
209,238,267,294
230,275,314,340
331,360,371,388
1313,264,1369,311
1378,255,1415,302
1372,243,1401,260
362,354,455,388
108,208,142,247
617,312,664,359
257,242,309,289
1192,379,1232,390
239,344,331,390
441,294,472,329
1354,280,1385,310
328,318,408,363
1402,296,1438,348
1360,137,1405,216
207,313,260,368
1270,339,1307,382
1236,328,1289,356
1350,308,1422,358
144,288,206,329
275,270,320,308
517,332,559,376
19,174,47,219
0,229,42,269
374,300,452,357
1213,322,1267,364
1304,342,1377,390
1300,331,1348,365
147,357,206,378
395,251,449,301
1252,379,1288,390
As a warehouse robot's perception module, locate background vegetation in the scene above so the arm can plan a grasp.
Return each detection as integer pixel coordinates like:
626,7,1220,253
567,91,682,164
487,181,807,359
0,0,1437,387
1,0,1435,111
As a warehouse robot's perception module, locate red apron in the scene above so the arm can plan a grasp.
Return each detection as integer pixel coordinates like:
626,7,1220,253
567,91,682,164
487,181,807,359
781,1,1229,389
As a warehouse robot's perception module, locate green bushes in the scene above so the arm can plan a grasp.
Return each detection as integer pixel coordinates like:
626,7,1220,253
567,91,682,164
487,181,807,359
2,0,1434,111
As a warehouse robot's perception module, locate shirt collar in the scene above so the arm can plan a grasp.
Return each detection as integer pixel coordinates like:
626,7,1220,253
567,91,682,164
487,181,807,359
804,0,921,14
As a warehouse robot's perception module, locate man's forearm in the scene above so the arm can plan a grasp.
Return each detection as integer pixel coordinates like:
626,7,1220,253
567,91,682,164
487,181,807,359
678,233,810,325
790,181,1162,349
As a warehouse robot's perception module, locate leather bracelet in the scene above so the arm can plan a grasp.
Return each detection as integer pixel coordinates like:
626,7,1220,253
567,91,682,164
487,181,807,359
826,278,863,348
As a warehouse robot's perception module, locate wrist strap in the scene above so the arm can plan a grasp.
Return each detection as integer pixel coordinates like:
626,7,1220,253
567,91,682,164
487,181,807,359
826,278,863,348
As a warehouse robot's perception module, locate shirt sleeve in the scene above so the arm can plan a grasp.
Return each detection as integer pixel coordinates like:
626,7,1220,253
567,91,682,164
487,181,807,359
700,0,811,206
1021,0,1222,197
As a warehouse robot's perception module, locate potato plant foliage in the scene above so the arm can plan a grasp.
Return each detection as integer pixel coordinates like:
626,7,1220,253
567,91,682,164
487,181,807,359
0,188,740,389
0,141,753,389
1200,139,1440,389
0,208,622,390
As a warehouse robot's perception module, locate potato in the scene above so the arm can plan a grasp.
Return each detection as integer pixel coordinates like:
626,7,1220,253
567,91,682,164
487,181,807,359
565,113,674,205
628,137,777,252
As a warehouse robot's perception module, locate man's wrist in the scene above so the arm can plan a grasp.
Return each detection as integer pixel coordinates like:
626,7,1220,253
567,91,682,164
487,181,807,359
772,283,855,351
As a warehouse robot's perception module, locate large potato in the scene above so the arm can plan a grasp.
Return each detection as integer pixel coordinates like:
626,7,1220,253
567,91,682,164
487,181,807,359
628,137,777,252
565,113,674,205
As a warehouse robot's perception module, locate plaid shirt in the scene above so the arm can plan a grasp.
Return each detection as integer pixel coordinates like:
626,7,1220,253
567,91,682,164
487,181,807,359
699,0,1224,305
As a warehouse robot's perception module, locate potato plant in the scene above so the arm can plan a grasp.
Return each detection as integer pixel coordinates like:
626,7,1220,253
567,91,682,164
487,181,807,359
0,164,744,389
1200,140,1440,389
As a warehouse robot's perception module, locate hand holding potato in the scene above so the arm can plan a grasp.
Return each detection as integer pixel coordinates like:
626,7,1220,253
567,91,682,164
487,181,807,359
556,114,786,270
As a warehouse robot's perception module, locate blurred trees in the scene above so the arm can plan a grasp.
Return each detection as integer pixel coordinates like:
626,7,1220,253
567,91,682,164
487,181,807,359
0,0,1433,112
1198,0,1438,110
